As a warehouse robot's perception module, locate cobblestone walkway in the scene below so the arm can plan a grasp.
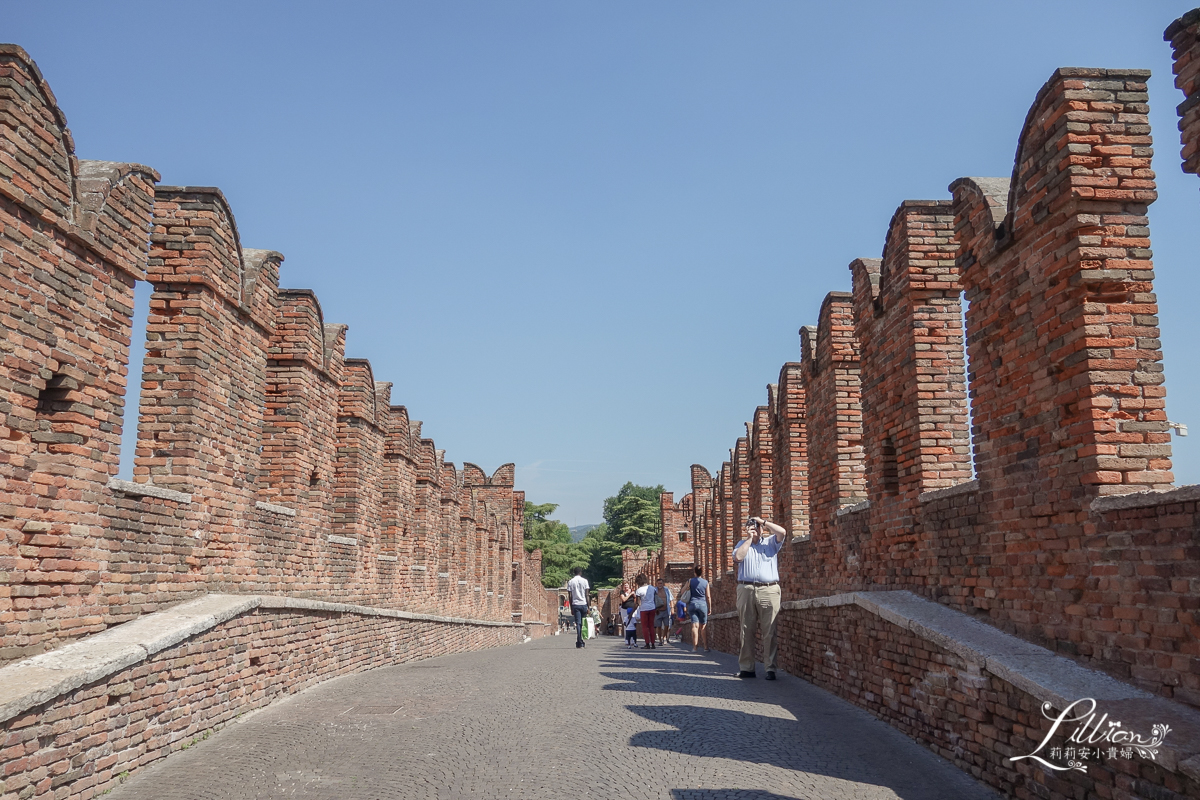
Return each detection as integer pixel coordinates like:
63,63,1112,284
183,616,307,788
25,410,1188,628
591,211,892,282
108,635,1000,800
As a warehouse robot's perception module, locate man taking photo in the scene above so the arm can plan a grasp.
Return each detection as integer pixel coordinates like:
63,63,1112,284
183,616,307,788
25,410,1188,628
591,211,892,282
732,516,787,679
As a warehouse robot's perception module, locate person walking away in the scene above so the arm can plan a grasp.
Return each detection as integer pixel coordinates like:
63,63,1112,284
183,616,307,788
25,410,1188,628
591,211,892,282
567,567,590,649
686,566,710,653
732,516,787,679
654,579,672,645
634,575,657,649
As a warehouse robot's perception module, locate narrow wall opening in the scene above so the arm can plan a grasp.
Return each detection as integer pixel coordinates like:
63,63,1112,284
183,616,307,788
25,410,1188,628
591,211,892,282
960,292,979,479
117,280,152,479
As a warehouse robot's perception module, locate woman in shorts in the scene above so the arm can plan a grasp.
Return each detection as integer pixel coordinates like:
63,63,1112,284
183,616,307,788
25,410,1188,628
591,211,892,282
686,565,710,652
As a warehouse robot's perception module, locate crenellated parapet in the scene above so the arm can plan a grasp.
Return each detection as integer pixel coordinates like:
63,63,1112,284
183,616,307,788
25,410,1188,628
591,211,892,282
860,201,967,501
1168,9,1200,178
0,46,165,660
0,44,525,667
656,491,694,584
770,362,807,539
953,69,1168,502
672,56,1197,723
805,290,866,533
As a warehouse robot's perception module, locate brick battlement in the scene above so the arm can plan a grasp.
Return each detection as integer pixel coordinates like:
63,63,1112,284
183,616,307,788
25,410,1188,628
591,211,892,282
0,45,526,667
665,21,1200,800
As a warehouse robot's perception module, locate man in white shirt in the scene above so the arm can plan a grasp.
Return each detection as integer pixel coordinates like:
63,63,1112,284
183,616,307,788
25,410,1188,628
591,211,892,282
566,567,590,649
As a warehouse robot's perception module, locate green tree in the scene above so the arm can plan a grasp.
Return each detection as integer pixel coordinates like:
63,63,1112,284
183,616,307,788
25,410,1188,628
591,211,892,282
577,523,624,588
523,500,587,588
603,482,665,548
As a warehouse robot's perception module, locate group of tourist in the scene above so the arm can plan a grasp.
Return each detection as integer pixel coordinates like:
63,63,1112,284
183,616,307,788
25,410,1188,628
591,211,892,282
613,567,711,652
567,514,787,681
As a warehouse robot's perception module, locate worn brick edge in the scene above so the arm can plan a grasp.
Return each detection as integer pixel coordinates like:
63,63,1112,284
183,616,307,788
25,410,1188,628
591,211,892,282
0,593,520,726
105,478,192,505
917,479,979,505
1089,482,1200,513
712,590,1200,766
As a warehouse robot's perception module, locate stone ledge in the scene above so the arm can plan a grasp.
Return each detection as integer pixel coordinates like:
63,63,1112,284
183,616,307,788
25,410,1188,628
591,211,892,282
378,555,398,562
918,479,978,504
1090,483,1200,513
106,478,192,504
327,535,357,546
254,501,297,517
0,593,521,726
778,589,1200,767
836,500,869,517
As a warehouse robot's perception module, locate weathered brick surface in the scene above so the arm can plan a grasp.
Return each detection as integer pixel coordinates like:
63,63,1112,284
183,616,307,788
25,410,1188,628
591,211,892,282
0,44,527,664
518,544,556,637
1,607,519,800
0,40,533,800
776,604,1196,800
1168,10,1200,178
656,492,694,586
667,40,1200,800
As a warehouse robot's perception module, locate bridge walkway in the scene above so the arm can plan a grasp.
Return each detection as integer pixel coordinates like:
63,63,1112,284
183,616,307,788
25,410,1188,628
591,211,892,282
106,635,1000,800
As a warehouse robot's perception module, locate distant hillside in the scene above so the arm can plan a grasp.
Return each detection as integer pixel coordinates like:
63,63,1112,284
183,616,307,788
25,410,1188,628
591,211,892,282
569,524,600,542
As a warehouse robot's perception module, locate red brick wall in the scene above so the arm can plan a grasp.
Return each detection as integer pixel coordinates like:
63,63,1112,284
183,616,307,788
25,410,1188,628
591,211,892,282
0,45,524,665
748,406,772,519
679,64,1199,723
769,365,808,540
1,606,520,800
775,603,1190,800
657,491,694,585
621,547,651,588
518,546,554,636
805,292,867,534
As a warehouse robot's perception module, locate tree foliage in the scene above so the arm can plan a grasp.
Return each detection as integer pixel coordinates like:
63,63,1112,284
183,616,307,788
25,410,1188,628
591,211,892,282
577,523,624,589
523,482,665,590
603,482,665,548
523,501,586,588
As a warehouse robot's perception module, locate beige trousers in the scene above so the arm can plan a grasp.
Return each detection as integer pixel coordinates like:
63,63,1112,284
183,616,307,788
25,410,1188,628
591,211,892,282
736,583,781,673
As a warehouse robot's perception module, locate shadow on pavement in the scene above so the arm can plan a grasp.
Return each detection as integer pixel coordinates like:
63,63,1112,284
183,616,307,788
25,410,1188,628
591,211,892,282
670,792,802,800
598,660,732,676
625,704,994,800
601,672,754,700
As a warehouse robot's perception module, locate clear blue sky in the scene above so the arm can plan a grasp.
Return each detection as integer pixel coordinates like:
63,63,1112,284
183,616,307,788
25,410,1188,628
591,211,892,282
7,1,1199,526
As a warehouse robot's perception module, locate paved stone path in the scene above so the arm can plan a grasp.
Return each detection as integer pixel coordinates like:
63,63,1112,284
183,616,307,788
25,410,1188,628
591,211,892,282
108,635,1001,800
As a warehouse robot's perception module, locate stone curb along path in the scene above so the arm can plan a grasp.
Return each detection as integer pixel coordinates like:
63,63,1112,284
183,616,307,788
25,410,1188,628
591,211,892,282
0,594,522,727
706,590,1200,779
